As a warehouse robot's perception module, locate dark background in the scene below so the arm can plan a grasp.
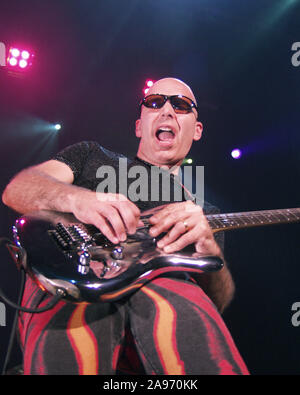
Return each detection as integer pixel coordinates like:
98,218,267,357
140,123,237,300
0,0,299,375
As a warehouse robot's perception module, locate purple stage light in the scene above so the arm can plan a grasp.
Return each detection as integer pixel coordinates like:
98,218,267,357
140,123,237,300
231,148,242,159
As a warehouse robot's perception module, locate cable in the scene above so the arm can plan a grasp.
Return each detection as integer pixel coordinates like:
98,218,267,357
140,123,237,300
0,269,66,375
0,237,66,375
0,237,66,313
1,269,25,376
0,281,65,313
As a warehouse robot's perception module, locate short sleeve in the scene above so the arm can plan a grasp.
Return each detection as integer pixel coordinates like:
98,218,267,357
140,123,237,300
52,141,95,181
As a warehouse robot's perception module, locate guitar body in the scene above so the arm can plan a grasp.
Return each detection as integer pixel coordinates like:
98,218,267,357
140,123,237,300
12,209,223,303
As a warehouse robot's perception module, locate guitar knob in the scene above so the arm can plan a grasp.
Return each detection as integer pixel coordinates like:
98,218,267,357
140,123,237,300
111,246,123,260
78,249,90,266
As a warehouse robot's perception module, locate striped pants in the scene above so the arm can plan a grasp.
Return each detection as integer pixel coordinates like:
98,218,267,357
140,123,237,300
19,276,249,375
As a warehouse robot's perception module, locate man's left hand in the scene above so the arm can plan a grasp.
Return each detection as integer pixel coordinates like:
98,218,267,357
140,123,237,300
149,201,222,257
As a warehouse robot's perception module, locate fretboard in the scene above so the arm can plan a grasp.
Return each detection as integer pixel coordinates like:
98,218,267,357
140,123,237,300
206,208,300,232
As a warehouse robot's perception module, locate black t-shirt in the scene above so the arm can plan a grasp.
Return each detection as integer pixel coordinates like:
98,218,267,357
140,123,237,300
53,141,224,251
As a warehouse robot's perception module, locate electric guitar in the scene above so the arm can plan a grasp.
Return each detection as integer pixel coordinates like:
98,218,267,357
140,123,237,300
11,206,300,303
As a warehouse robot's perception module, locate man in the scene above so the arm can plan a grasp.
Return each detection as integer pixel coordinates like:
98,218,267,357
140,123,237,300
2,77,249,375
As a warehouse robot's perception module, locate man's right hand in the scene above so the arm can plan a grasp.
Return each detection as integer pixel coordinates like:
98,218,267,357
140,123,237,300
69,189,141,244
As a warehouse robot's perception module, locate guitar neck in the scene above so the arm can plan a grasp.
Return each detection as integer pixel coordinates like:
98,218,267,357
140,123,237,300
206,208,300,233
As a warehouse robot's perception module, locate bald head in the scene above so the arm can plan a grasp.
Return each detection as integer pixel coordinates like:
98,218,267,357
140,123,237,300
146,77,197,106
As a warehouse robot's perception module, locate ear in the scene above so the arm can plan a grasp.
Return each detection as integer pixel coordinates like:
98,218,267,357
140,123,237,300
135,119,141,138
193,121,203,141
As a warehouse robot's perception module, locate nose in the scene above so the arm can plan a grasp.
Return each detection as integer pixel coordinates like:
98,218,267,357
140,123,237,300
159,100,176,118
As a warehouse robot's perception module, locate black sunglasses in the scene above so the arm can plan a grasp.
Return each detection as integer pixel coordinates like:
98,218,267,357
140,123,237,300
140,94,198,116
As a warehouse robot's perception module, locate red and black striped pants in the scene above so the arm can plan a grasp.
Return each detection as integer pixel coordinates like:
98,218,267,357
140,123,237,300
19,276,249,375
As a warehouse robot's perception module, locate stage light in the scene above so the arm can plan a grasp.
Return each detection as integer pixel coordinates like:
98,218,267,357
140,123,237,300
54,124,61,131
8,57,17,66
182,158,193,165
6,46,34,71
146,80,154,88
21,50,30,60
19,59,28,68
11,48,20,57
143,79,156,95
231,148,242,159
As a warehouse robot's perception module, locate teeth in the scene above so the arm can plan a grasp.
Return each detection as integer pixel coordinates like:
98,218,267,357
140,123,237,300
156,127,175,141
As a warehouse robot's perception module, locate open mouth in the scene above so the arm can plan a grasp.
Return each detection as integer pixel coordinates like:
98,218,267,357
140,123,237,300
155,127,175,142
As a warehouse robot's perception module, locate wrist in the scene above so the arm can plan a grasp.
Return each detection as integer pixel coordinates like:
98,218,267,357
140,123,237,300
66,186,95,214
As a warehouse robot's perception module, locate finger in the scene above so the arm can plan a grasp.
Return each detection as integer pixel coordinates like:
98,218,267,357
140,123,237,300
97,192,141,218
138,219,145,227
111,195,141,234
156,221,187,248
150,210,187,237
129,200,141,218
149,203,180,224
150,201,198,225
115,194,141,218
92,214,119,244
115,201,140,234
162,228,199,253
196,233,223,257
101,206,127,242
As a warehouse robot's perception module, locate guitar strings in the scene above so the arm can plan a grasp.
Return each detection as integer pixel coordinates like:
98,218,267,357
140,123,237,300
139,208,300,231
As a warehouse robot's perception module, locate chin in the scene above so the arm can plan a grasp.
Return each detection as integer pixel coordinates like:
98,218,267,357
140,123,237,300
156,153,181,167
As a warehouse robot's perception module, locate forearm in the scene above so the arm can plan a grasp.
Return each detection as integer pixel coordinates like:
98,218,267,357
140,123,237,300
2,167,83,214
195,262,235,313
2,162,141,244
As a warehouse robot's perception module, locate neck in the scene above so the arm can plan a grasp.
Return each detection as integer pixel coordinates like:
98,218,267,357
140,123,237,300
136,153,182,175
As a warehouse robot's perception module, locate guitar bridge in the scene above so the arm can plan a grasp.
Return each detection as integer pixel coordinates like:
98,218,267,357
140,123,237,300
48,222,92,252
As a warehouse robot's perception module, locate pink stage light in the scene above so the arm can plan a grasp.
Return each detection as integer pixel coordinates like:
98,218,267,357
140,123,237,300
21,50,30,60
11,48,20,57
9,57,17,66
19,59,28,68
146,80,154,87
6,46,34,71
143,79,156,95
